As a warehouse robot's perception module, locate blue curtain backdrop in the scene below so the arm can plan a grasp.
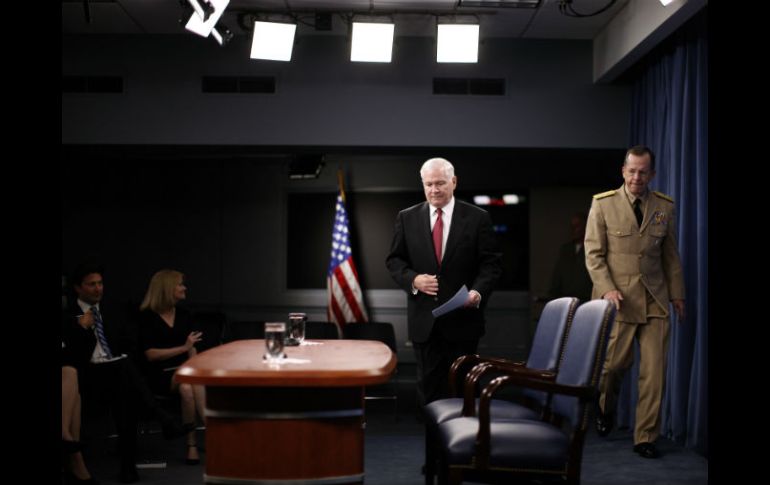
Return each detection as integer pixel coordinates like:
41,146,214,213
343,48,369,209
617,8,708,457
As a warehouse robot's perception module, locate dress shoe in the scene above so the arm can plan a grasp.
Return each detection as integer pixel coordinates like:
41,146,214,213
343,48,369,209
633,442,659,459
119,465,139,484
595,404,613,437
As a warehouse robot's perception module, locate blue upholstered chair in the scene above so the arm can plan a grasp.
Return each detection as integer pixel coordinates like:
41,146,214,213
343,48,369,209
435,299,616,485
423,296,579,485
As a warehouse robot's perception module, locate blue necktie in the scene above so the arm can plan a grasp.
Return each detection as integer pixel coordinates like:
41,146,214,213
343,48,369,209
91,306,113,359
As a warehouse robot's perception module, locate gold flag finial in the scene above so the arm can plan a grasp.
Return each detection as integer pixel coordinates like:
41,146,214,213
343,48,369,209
337,169,346,202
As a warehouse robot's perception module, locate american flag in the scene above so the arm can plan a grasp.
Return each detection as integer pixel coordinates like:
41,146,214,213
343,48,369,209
327,190,369,325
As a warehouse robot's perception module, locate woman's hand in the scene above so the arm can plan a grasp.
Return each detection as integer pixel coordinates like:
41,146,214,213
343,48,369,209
186,331,203,350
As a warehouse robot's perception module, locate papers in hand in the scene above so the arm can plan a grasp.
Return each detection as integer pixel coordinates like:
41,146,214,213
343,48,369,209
432,285,469,318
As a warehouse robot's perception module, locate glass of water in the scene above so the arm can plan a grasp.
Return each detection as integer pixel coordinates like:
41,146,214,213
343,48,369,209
264,322,286,362
286,312,307,346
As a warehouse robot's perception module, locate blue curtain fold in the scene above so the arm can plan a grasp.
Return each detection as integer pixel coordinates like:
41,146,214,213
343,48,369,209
617,8,708,457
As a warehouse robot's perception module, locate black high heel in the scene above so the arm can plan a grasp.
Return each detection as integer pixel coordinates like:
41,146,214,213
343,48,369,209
62,440,83,454
185,444,201,465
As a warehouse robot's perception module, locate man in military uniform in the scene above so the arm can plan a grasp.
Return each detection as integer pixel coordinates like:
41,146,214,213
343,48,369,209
584,145,685,459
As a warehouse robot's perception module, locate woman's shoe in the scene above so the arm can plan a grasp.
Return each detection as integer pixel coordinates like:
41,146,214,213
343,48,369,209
63,469,98,484
185,444,201,465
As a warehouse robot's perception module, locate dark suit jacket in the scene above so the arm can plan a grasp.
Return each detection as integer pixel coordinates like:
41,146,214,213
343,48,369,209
62,301,139,371
386,199,503,343
548,242,593,303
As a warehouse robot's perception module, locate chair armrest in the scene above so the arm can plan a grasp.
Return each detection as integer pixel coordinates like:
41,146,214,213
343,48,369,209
448,354,481,396
449,354,527,397
461,362,492,416
474,374,595,469
460,362,556,417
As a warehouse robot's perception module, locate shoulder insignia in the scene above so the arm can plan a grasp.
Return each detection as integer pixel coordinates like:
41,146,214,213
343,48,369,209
593,190,616,200
653,191,674,203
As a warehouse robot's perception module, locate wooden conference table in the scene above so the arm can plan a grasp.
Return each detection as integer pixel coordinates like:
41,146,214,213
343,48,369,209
175,339,396,485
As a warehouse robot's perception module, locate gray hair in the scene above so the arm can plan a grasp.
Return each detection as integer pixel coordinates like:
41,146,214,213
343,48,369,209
420,157,455,179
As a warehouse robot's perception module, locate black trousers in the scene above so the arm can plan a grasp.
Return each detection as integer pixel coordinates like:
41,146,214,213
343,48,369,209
413,330,478,409
81,357,158,469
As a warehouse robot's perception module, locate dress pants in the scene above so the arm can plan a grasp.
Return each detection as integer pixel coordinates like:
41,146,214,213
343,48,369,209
598,292,671,444
413,327,478,409
82,357,159,470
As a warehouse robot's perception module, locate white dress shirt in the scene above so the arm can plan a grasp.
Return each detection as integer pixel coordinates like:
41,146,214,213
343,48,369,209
76,299,126,364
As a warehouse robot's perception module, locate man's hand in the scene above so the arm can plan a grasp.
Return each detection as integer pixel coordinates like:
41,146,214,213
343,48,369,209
464,290,481,308
602,290,624,311
672,299,686,322
413,274,439,295
77,311,95,330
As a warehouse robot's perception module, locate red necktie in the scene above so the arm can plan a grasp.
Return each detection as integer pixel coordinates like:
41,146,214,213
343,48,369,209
433,207,443,265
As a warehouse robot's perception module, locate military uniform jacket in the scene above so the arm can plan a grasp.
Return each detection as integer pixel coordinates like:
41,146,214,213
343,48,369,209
584,186,685,323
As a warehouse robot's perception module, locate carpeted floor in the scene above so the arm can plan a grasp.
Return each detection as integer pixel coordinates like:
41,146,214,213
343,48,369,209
78,392,707,485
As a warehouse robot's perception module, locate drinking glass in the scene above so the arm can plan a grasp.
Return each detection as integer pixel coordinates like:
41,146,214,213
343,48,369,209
286,312,307,346
264,322,286,362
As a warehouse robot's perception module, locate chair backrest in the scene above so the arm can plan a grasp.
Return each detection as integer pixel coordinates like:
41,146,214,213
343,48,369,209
551,299,615,428
192,310,227,352
525,297,579,371
305,321,341,339
342,322,397,353
521,297,579,405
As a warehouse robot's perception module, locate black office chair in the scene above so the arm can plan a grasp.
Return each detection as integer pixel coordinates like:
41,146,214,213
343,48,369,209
343,322,399,420
192,310,227,352
224,320,265,341
305,321,342,339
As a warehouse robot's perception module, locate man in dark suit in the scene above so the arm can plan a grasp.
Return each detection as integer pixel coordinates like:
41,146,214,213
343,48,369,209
62,262,190,483
386,158,503,408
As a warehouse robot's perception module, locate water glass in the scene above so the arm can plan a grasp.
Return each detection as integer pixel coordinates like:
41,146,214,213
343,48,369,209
286,312,307,346
264,322,286,362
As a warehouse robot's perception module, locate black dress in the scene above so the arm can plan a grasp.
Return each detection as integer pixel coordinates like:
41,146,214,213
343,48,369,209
137,307,194,395
61,311,79,368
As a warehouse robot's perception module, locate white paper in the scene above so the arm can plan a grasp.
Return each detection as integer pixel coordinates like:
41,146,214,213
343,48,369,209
432,285,469,318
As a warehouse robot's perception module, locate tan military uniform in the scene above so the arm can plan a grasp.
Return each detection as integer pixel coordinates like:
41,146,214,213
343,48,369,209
585,185,685,444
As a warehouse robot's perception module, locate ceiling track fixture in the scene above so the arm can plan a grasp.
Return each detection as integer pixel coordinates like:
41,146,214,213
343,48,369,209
558,0,618,18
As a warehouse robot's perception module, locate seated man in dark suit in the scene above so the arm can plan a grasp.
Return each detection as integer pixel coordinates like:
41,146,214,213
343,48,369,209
62,262,192,483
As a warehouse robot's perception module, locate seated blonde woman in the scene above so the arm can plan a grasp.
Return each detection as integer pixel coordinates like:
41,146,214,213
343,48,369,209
137,269,205,465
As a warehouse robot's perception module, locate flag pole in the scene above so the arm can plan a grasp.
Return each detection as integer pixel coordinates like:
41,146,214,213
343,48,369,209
337,169,346,202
